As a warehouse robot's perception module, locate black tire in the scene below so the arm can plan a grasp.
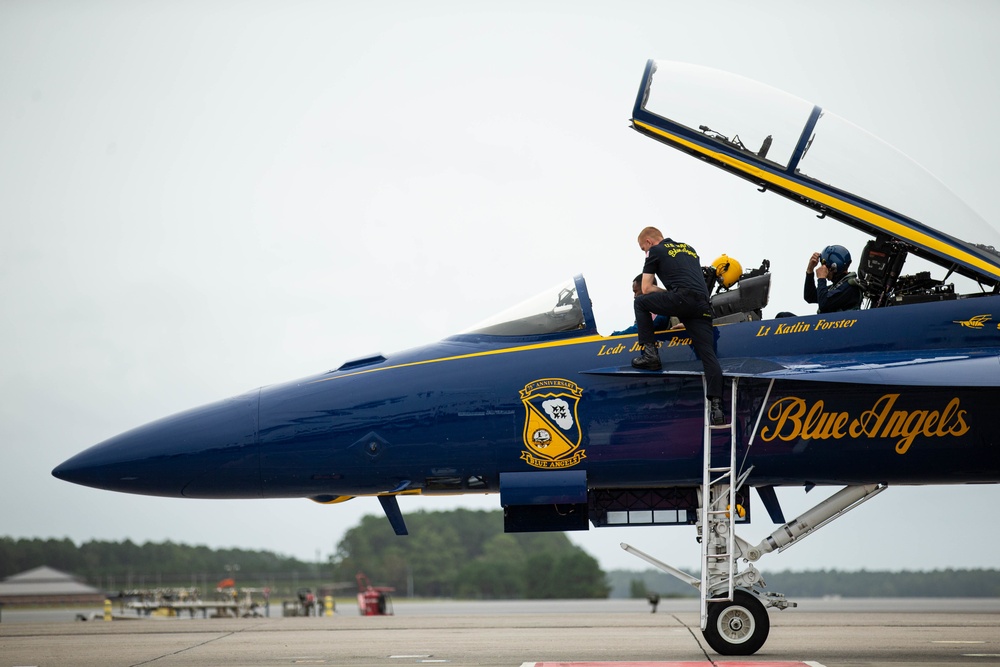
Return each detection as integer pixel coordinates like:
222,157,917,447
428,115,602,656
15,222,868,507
702,590,770,655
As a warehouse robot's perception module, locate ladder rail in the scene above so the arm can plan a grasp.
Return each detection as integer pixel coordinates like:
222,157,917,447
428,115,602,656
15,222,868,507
699,376,711,627
725,377,737,603
699,376,739,630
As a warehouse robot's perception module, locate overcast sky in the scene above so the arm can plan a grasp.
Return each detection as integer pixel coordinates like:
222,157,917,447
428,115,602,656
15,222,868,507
3,0,1000,578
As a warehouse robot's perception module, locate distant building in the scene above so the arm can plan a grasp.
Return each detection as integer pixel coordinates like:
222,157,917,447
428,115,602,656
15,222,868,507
0,566,105,605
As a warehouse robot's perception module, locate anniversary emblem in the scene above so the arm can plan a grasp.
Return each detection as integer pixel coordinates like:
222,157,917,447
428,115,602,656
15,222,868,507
519,378,586,469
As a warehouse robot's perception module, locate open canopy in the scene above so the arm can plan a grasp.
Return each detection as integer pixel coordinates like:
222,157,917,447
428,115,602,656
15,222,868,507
631,60,1000,286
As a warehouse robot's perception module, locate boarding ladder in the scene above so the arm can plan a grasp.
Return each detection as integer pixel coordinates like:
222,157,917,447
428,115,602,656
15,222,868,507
699,376,740,630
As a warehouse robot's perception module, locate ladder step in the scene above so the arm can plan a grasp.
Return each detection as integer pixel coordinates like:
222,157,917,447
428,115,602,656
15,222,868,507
707,466,732,472
709,423,732,429
705,596,734,603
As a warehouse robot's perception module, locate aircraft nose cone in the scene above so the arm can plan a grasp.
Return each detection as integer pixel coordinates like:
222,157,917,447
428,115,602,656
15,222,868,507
53,390,260,498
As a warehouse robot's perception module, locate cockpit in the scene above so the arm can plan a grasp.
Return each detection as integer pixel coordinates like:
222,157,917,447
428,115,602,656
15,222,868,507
457,62,1000,341
456,269,769,340
633,60,1000,305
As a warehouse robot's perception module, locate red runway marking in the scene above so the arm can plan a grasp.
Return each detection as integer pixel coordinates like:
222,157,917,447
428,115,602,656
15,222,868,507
522,662,822,667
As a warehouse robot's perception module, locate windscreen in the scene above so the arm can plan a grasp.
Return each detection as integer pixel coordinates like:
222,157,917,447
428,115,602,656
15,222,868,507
460,278,585,336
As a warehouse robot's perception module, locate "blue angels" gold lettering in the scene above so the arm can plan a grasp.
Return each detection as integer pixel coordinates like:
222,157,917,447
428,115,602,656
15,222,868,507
760,394,970,454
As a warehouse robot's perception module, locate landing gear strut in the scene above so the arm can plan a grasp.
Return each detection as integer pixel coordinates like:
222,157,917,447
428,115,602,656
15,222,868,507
621,481,886,655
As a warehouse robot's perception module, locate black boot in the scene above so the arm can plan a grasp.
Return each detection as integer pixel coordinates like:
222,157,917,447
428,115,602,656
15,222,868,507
710,397,725,426
631,344,662,371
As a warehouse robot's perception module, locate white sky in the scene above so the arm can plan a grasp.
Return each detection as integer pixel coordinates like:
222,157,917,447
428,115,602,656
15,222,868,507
3,0,999,577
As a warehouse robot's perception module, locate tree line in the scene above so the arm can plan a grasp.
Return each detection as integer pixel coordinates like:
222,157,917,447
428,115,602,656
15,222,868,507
1,509,609,599
611,567,1000,599
7,509,998,599
0,536,314,585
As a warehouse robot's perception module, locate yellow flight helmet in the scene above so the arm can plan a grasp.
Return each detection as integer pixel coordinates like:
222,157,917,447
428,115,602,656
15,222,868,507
712,254,743,289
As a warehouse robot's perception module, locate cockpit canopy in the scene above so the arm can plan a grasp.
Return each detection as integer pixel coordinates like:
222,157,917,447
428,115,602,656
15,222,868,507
633,61,1000,288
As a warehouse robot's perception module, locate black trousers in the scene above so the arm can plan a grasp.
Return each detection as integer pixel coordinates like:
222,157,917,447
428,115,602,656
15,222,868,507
634,288,724,399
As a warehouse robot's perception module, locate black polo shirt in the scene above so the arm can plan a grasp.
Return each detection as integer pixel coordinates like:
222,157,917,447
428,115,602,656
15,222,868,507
643,238,708,295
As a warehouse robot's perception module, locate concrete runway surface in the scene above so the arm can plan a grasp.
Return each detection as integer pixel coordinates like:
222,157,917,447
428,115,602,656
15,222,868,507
2,598,999,666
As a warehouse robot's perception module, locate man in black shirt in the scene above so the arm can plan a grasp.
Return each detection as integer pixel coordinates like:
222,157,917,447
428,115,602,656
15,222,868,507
631,227,725,425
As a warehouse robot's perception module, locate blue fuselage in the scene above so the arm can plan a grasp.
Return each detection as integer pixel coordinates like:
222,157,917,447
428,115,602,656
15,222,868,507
53,290,1000,501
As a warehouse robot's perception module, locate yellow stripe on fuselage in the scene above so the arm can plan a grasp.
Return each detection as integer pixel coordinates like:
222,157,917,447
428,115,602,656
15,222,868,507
310,333,612,383
310,323,712,384
633,119,1000,280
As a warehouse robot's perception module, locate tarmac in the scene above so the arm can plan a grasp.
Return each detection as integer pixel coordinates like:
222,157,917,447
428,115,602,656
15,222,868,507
2,598,999,667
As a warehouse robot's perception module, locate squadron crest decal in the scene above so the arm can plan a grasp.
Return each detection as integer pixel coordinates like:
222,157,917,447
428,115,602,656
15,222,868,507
519,378,586,469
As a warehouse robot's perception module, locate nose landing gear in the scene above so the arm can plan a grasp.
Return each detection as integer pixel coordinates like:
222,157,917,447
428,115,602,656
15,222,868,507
703,590,769,655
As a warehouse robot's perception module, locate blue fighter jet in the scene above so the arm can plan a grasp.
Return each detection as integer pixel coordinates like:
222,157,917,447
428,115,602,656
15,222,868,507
54,61,1000,655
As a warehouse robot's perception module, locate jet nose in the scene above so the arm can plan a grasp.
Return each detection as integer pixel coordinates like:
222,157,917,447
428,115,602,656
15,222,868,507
53,390,260,498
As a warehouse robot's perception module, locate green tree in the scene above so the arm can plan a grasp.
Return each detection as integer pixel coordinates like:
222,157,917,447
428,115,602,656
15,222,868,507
521,551,609,599
404,512,464,596
331,509,609,599
456,534,527,598
629,578,649,598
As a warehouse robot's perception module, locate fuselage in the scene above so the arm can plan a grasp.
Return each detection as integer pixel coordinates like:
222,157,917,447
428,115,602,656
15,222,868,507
52,288,1000,501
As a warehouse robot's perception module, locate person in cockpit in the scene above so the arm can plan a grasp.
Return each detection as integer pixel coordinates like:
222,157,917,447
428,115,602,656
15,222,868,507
805,245,862,313
612,274,675,336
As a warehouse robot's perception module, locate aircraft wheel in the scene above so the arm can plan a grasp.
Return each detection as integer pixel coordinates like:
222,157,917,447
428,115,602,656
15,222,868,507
702,590,769,655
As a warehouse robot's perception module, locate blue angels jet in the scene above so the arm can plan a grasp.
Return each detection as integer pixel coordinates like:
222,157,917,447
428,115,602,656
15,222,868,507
54,60,1000,655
